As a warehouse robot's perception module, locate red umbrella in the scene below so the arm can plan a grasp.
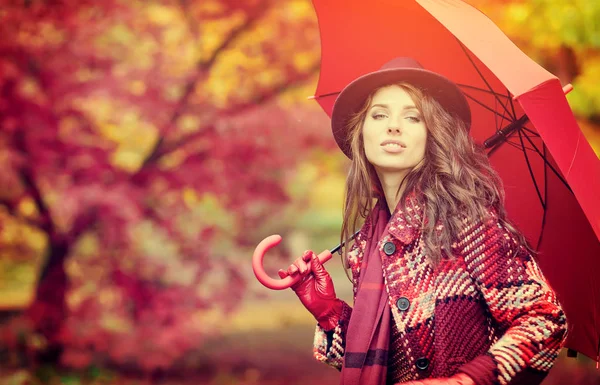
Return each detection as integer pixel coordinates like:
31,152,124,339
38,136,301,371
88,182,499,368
309,0,600,363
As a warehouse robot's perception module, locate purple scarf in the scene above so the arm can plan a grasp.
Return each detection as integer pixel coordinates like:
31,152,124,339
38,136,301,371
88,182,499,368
340,201,392,385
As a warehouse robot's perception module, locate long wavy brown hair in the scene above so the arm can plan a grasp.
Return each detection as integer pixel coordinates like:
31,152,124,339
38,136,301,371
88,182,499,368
340,82,531,278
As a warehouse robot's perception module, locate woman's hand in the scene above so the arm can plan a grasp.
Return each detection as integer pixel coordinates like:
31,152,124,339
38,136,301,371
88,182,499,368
278,250,344,331
399,373,475,385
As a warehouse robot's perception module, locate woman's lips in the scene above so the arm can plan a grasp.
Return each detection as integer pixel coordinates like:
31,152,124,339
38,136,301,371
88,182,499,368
381,140,406,153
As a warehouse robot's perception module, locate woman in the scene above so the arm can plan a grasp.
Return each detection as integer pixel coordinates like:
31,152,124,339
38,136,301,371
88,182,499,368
278,58,567,385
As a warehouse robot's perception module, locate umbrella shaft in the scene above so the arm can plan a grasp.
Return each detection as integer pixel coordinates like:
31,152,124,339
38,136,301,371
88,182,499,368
484,115,530,149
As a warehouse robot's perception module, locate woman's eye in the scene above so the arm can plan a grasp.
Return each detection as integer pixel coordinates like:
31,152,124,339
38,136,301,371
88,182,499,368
406,116,421,123
372,113,387,119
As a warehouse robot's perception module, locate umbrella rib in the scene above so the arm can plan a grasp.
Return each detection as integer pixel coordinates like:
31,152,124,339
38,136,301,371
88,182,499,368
518,130,545,210
506,138,535,152
457,39,514,119
505,141,525,151
537,144,548,250
495,90,514,132
463,93,513,122
457,84,510,99
521,126,541,138
520,129,573,193
508,88,518,118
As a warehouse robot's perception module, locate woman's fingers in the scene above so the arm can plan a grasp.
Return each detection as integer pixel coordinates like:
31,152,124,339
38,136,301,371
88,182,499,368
286,263,298,276
294,257,309,274
280,251,316,279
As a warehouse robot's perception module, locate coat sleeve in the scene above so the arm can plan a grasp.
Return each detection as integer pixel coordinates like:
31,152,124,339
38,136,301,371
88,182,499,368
313,300,352,370
312,231,365,370
455,211,568,385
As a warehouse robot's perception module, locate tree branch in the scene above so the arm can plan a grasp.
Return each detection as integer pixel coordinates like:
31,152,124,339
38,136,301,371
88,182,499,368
138,3,269,171
12,130,55,235
150,60,320,162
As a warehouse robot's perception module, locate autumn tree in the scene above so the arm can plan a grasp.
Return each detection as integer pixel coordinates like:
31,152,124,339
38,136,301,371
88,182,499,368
0,0,331,372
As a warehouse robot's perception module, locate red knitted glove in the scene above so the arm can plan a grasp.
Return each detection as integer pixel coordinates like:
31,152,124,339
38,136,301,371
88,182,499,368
398,373,476,385
278,250,344,331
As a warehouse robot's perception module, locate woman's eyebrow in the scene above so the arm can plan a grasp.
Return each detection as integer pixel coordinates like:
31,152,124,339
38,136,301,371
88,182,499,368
369,104,418,111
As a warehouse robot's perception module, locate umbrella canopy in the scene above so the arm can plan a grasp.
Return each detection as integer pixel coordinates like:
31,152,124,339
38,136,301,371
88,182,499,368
311,0,600,361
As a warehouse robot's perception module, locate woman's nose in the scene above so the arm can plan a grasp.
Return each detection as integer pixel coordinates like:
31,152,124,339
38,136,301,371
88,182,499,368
387,126,401,134
387,116,402,134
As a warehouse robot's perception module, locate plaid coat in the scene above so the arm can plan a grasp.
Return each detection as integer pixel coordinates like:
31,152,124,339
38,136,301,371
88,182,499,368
312,199,567,385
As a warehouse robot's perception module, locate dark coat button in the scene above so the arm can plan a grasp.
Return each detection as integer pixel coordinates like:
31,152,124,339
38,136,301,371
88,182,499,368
383,241,396,255
396,297,410,311
415,357,429,370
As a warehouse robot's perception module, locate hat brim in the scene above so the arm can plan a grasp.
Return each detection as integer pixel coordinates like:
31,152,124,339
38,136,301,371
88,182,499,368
331,68,471,159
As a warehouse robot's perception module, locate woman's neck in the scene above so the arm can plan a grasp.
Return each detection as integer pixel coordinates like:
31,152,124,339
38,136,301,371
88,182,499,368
376,170,410,214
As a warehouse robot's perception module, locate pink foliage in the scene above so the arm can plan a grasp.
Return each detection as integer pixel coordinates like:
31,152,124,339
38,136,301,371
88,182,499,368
0,0,329,372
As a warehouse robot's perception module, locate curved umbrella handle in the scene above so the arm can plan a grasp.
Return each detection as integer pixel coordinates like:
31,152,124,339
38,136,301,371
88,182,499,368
252,234,333,290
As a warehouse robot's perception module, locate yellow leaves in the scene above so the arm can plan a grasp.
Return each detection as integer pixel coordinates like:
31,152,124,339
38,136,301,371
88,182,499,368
128,80,146,96
182,187,198,208
254,69,285,89
0,209,47,309
202,49,268,107
98,287,121,307
18,78,40,98
195,193,234,231
285,0,316,21
568,54,600,118
104,23,136,46
15,200,36,221
198,0,225,15
101,313,132,333
158,148,187,170
0,207,47,252
129,220,199,286
131,221,179,261
292,159,345,212
164,84,185,102
98,23,158,70
177,114,201,133
292,52,316,73
75,68,102,83
201,0,320,107
176,192,237,256
16,21,64,48
498,0,600,50
38,20,66,45
17,77,47,106
199,12,247,61
73,233,100,259
78,97,159,172
146,4,180,26
67,281,98,309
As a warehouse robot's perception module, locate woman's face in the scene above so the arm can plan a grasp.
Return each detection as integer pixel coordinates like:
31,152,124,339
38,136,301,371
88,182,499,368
362,85,428,178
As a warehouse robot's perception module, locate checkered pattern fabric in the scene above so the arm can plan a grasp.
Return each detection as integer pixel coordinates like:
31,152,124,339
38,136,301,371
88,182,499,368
313,200,567,385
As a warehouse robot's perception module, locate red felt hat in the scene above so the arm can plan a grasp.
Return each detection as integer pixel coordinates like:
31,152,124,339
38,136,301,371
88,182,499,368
331,57,471,158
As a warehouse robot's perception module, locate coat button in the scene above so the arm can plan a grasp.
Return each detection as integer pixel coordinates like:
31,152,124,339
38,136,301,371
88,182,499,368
415,357,429,371
383,241,396,255
396,297,410,311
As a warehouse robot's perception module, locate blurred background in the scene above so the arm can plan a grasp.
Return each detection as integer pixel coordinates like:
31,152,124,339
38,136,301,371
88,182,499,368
0,0,598,384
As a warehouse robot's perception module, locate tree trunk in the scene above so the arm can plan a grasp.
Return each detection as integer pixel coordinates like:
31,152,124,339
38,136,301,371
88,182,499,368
27,239,70,365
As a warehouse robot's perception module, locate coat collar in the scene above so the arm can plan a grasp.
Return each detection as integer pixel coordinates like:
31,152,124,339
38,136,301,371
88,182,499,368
358,192,425,246
386,191,425,245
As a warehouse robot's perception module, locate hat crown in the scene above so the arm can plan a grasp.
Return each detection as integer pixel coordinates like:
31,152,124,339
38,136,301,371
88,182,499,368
380,57,424,71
